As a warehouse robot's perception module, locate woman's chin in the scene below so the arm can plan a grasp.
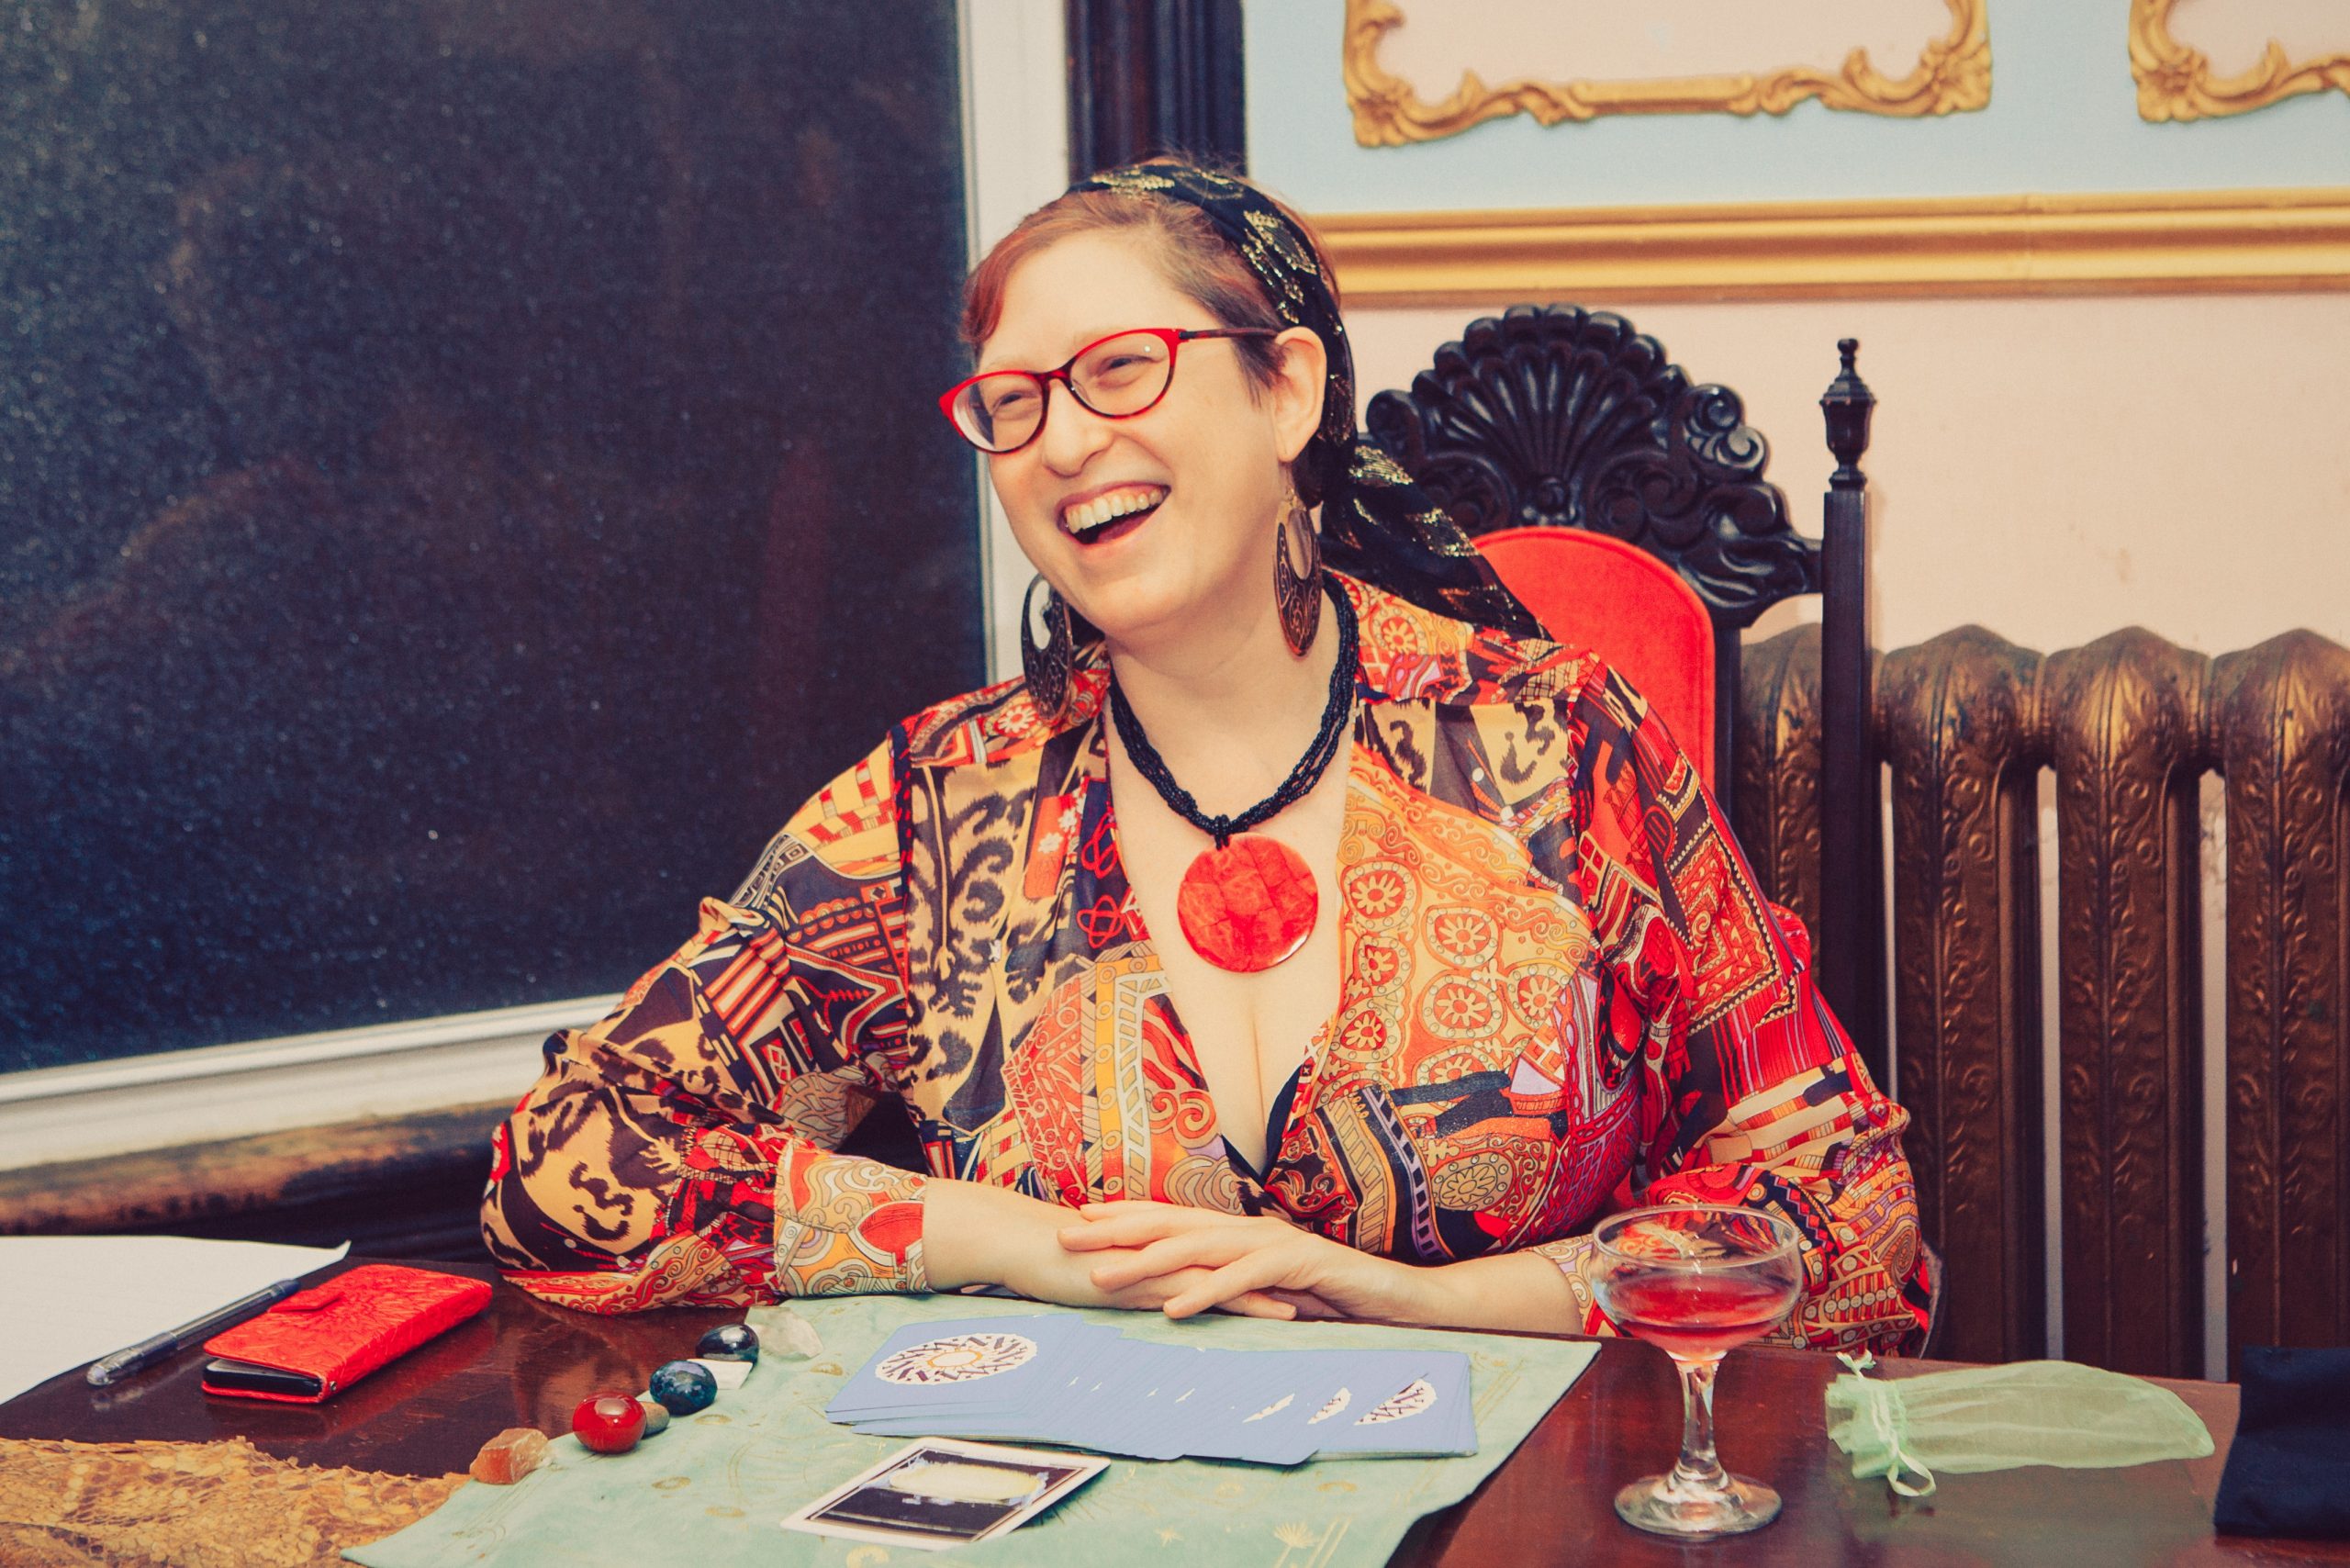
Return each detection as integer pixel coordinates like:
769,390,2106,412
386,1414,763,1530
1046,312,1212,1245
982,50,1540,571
1070,573,1220,650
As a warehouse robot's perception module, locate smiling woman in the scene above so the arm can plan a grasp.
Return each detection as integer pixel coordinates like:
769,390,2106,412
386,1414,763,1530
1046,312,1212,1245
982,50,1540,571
480,160,1935,1360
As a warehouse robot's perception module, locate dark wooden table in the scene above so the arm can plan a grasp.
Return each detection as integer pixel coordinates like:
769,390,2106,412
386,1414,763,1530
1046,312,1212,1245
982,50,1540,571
3,1257,2342,1565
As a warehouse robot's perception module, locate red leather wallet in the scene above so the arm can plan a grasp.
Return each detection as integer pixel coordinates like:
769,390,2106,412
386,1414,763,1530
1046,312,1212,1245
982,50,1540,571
200,1263,491,1403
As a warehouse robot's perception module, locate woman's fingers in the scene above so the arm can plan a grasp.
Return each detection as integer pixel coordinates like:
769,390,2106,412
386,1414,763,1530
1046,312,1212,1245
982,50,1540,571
1054,1222,1136,1252
1160,1254,1294,1320
1100,1261,1292,1320
1059,1205,1249,1252
1083,1230,1239,1290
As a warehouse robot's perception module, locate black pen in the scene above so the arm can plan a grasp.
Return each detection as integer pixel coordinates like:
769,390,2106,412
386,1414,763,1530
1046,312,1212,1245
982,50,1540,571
84,1276,307,1386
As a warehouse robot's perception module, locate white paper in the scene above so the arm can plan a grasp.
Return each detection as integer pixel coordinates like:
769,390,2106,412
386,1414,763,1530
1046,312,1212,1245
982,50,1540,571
688,1356,752,1390
0,1234,350,1405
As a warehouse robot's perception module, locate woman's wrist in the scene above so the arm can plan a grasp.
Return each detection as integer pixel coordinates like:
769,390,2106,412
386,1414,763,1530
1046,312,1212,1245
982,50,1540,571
1379,1256,1466,1326
918,1178,1071,1294
1378,1251,1580,1333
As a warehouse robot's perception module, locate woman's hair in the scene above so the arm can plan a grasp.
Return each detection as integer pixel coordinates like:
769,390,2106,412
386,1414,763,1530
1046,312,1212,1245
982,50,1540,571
957,171,1335,394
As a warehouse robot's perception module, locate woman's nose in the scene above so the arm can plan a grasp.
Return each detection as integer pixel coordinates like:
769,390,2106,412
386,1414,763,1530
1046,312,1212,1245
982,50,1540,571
1035,379,1113,475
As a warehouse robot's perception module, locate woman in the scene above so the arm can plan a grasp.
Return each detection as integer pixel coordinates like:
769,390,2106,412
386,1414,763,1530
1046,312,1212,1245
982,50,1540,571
482,161,1934,1354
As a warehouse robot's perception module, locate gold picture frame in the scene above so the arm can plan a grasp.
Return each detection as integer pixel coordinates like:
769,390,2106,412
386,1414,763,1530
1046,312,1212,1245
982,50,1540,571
1344,0,1990,146
2131,0,2350,122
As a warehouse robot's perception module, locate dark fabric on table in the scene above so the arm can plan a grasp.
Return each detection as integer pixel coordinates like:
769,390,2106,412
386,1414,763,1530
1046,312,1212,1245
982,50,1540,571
2213,1346,2350,1539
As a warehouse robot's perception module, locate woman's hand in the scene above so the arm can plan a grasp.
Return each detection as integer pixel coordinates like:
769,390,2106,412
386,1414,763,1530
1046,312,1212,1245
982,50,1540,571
922,1179,1296,1318
1016,1239,1303,1320
1058,1201,1424,1321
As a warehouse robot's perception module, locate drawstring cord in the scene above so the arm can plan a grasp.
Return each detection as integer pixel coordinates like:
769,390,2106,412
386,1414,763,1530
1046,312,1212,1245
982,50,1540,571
1836,1351,1937,1497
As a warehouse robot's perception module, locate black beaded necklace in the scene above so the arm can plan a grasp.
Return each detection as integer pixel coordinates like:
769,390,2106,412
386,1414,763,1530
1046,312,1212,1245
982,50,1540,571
1106,577,1357,972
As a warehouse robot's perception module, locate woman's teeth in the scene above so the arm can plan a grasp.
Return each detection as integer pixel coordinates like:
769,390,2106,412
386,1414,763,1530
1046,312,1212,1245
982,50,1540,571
1064,487,1167,538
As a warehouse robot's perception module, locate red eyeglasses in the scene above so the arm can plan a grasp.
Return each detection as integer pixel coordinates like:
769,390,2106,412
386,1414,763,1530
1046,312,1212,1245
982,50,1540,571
938,326,1279,454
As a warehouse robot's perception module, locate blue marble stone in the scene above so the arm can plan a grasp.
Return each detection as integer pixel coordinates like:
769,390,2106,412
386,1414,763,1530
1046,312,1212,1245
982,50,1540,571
648,1360,718,1417
695,1324,759,1364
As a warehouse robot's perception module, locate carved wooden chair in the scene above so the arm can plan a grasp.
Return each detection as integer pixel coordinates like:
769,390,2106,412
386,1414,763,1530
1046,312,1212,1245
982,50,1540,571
1365,305,1884,1073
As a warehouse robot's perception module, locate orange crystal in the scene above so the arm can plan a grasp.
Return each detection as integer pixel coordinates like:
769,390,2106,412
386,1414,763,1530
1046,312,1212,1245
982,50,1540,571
469,1427,550,1484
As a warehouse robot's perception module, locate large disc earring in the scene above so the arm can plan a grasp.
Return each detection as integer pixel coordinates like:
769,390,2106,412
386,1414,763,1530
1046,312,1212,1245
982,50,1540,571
1021,574,1077,722
1273,487,1322,657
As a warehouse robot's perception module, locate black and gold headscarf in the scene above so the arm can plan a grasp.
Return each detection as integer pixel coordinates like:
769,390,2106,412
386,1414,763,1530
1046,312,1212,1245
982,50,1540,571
1071,161,1543,641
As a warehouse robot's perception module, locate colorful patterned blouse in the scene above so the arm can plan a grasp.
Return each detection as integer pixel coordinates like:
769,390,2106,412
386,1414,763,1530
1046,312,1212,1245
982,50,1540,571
483,575,1934,1354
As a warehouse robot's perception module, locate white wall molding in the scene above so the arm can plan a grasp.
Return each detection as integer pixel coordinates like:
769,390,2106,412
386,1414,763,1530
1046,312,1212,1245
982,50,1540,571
957,0,1069,683
0,995,615,1171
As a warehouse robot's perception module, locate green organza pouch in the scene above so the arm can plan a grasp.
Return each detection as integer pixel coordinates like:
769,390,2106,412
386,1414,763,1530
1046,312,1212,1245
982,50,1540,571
1824,1353,2215,1497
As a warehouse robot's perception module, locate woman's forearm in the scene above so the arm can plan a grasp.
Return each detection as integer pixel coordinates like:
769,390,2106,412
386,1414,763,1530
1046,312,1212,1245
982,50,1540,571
1382,1249,1585,1334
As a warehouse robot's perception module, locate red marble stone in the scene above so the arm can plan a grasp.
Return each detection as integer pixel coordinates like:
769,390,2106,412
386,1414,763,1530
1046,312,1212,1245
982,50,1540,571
571,1392,645,1454
1175,833,1318,973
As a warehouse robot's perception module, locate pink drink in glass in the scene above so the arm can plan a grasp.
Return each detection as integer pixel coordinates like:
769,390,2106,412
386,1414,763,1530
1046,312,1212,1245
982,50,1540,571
1605,1270,1800,1361
1589,1204,1805,1539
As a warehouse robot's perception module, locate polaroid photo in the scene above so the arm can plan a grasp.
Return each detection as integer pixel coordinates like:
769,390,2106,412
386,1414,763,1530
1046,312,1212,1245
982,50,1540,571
780,1438,1108,1551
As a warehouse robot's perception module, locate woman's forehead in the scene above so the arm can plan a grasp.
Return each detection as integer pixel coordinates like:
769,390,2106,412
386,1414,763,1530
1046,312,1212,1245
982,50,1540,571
978,231,1210,371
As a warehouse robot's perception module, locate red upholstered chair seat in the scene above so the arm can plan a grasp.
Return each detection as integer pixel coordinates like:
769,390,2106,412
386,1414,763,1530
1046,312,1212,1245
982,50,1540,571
1474,526,1718,790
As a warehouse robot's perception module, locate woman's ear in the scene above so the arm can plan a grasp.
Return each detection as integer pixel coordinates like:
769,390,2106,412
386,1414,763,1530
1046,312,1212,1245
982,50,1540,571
1266,326,1327,465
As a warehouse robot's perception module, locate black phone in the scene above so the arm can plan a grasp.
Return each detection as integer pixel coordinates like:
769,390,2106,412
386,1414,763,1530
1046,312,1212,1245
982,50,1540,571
201,1357,325,1397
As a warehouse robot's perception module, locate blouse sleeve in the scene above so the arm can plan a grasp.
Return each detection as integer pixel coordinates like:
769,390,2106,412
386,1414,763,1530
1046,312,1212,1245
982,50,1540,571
1524,665,1934,1357
480,734,931,1313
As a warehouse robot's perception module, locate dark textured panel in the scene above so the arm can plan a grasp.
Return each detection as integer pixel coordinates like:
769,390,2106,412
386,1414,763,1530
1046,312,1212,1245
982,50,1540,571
2044,632,2210,1377
1733,624,1823,940
0,4,981,1069
1877,627,2046,1365
1740,620,2350,1367
2213,633,2350,1371
1067,0,1247,179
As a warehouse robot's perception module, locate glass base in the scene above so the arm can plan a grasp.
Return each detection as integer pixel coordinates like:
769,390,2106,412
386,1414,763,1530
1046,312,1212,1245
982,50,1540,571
1614,1473,1783,1538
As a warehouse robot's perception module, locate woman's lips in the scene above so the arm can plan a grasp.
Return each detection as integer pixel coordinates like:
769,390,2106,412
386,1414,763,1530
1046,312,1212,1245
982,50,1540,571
1060,484,1168,541
1073,498,1160,546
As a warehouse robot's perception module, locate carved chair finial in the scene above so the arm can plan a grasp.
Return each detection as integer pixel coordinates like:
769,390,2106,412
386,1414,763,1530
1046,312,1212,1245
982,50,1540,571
1820,338,1876,493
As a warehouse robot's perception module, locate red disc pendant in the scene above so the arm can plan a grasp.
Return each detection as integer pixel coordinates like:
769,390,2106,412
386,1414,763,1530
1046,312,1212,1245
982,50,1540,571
1176,833,1318,973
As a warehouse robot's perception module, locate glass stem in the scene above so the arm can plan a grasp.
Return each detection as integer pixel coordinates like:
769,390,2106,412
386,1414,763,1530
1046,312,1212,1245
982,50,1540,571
1668,1354,1729,1495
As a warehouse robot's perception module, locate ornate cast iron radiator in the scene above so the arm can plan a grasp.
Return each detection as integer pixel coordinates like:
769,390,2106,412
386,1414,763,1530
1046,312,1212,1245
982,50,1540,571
1738,624,2350,1379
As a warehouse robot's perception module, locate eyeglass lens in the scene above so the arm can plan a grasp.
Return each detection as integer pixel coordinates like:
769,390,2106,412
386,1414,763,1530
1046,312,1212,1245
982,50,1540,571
950,330,1176,453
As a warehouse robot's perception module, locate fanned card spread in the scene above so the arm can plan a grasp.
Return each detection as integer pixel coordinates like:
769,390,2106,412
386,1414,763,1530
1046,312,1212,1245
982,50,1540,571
826,1317,1475,1462
203,1264,489,1403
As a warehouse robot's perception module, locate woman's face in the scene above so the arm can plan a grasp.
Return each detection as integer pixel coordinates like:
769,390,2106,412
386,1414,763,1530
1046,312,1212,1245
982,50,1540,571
979,230,1325,655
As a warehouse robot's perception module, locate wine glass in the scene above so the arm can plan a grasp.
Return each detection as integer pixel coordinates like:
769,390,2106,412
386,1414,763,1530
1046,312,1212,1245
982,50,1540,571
1589,1203,1805,1538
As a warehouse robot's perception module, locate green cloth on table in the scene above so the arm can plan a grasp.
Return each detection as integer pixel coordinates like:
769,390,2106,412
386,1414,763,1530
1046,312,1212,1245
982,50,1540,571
1825,1356,2215,1498
346,1294,1596,1568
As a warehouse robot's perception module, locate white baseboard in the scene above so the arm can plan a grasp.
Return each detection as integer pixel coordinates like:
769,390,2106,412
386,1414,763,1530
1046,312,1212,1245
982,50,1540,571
0,995,618,1171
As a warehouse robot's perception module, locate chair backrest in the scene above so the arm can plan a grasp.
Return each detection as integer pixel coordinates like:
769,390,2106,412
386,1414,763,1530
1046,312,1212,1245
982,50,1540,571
1474,526,1717,788
1362,305,1820,829
1367,305,1886,1082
